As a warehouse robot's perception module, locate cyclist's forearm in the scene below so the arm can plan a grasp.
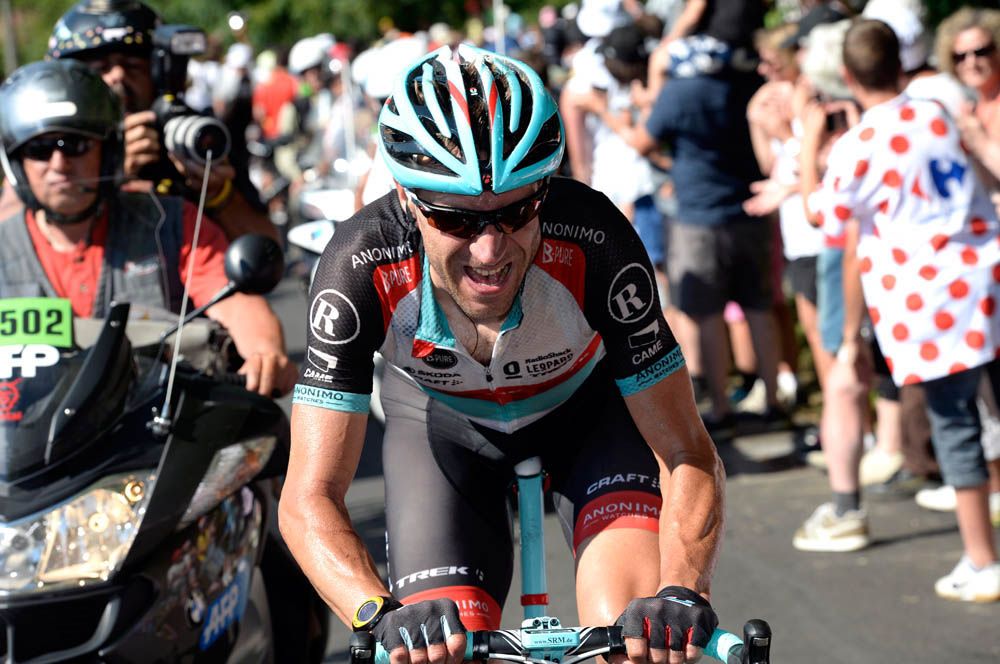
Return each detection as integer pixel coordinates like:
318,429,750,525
280,492,389,624
283,407,386,625
656,457,725,596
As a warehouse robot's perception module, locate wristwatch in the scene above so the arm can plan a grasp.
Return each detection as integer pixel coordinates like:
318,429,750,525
352,595,402,632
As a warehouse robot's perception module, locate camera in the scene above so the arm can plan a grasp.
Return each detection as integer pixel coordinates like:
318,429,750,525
149,25,230,165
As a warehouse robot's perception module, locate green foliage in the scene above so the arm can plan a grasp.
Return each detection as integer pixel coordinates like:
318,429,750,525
2,0,574,73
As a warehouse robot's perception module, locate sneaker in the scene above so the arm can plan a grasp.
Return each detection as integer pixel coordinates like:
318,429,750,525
777,371,799,409
934,556,1000,602
733,378,766,414
793,502,870,552
915,484,957,512
916,486,1000,527
804,449,828,471
859,448,904,486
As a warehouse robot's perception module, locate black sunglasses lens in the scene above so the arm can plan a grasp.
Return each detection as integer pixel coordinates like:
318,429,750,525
415,181,548,238
21,136,90,160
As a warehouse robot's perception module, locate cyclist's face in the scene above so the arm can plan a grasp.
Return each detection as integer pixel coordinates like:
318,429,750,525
20,133,102,217
410,182,543,326
78,51,155,113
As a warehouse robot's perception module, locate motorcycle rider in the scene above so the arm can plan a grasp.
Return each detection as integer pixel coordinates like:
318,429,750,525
0,59,297,397
2,0,275,242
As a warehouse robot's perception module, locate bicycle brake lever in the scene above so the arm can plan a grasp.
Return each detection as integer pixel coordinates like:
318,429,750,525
350,631,376,664
742,619,771,664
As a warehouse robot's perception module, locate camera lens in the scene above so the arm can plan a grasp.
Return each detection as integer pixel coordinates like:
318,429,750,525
164,114,231,164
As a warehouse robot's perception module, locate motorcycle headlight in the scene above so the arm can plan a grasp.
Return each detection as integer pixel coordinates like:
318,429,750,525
178,435,276,529
0,471,156,595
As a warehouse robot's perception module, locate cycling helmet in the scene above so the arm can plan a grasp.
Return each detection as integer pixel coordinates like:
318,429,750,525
0,60,123,214
47,0,160,60
377,44,564,195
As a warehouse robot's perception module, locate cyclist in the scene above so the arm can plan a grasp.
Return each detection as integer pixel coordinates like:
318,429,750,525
0,59,296,397
40,0,274,242
281,45,724,664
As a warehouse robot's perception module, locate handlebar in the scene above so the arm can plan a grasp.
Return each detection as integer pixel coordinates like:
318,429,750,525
349,620,771,664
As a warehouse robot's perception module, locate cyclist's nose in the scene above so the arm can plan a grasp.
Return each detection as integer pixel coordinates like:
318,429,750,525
468,223,506,261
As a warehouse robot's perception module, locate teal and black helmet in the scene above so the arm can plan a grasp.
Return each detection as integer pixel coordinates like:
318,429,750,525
377,44,564,195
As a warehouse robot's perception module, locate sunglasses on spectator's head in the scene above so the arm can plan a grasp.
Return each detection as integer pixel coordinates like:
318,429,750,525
953,43,997,63
405,179,549,240
20,134,94,161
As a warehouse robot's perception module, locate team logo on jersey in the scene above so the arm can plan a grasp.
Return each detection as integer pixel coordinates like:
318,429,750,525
422,349,458,369
608,263,654,323
309,289,361,345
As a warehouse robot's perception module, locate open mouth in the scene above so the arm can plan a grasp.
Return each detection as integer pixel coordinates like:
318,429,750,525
465,263,512,288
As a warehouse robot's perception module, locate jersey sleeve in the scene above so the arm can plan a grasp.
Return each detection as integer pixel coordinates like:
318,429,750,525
569,183,684,396
812,131,870,243
293,217,389,414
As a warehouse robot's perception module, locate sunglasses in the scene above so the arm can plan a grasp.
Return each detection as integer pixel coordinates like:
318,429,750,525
20,135,95,161
406,180,549,240
953,43,997,63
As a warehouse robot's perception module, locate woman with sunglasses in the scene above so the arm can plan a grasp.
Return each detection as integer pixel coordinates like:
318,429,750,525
936,7,1000,194
284,44,726,664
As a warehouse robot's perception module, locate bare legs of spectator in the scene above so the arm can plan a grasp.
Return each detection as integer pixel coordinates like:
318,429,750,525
821,359,868,496
744,308,781,412
956,484,997,568
697,309,780,420
794,292,832,389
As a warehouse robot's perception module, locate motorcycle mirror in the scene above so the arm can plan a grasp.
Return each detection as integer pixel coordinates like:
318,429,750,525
224,234,285,295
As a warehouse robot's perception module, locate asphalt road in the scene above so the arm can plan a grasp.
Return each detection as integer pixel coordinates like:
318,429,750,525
268,277,1000,664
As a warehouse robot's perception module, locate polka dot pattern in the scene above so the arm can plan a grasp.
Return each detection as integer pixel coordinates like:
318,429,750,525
818,97,1000,386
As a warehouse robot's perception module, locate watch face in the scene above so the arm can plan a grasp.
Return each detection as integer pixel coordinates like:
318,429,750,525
354,597,384,628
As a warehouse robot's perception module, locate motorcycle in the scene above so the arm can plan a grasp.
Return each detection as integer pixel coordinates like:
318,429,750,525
0,235,327,663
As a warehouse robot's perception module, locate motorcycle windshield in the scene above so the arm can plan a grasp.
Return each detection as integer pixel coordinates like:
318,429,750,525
0,298,133,482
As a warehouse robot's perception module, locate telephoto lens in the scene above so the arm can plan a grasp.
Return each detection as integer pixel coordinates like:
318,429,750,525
164,114,231,164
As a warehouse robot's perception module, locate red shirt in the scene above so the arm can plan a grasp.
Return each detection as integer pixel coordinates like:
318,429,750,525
26,202,231,317
252,68,299,140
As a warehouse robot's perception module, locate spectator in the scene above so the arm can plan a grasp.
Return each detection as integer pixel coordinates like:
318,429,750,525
610,34,784,438
803,19,999,602
44,0,273,241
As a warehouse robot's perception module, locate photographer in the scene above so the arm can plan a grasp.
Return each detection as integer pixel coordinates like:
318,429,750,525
45,0,275,242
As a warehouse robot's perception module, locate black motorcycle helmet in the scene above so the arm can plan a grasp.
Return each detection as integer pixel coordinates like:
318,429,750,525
0,59,123,219
47,0,160,60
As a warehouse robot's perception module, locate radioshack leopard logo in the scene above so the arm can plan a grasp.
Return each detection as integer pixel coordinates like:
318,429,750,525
608,263,654,323
309,289,360,345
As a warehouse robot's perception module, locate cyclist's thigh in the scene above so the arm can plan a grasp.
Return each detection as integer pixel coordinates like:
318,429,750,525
381,368,514,630
543,380,662,556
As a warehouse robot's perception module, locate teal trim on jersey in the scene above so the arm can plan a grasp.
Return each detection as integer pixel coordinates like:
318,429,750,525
615,346,686,397
415,254,457,347
292,384,371,413
422,350,601,422
501,292,523,332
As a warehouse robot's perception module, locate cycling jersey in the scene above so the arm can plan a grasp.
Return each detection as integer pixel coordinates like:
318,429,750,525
294,177,683,433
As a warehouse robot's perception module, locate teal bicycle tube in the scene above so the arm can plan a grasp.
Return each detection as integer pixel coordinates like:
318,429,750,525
515,457,548,618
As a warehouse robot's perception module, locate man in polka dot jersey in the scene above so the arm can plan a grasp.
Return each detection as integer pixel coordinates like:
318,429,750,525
802,19,1000,602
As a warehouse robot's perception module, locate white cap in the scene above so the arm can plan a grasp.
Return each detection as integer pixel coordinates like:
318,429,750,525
801,19,852,100
576,0,629,39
